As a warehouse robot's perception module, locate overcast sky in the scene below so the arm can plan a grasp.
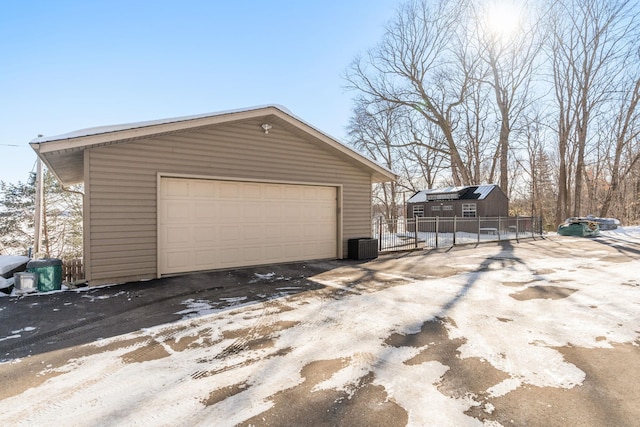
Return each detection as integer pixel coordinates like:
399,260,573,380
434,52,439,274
0,0,398,184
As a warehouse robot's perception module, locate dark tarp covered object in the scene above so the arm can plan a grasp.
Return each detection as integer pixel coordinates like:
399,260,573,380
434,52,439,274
557,219,600,237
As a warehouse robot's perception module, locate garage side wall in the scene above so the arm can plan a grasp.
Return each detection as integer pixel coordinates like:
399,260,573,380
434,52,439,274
84,119,373,285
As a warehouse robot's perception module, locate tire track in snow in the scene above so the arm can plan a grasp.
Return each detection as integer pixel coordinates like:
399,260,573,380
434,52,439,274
1,284,225,356
5,295,275,424
4,312,230,425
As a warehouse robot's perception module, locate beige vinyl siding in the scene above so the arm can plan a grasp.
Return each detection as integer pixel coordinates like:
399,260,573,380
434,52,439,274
85,117,372,285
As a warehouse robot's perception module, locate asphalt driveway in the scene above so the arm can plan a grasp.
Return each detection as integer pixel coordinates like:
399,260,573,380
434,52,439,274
1,235,639,426
0,260,343,361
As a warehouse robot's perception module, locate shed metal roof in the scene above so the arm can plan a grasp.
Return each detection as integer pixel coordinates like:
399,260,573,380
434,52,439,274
407,184,499,203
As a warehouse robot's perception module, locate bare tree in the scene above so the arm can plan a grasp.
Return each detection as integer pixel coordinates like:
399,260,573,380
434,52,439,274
347,99,404,229
345,0,477,185
470,0,545,193
457,74,497,185
547,0,637,224
522,109,558,227
621,160,640,224
344,0,640,225
599,72,640,217
348,98,449,228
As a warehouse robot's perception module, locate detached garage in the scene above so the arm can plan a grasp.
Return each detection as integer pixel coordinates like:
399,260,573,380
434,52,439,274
31,105,395,285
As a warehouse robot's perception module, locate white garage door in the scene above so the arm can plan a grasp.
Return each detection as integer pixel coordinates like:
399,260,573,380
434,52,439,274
159,177,338,275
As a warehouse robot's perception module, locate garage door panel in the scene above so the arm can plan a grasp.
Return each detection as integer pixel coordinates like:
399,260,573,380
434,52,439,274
164,251,189,270
262,244,283,260
282,224,304,239
283,244,303,258
191,180,216,198
195,250,217,267
220,204,239,220
303,187,318,199
218,182,239,198
302,205,317,218
264,185,282,199
165,203,189,221
194,226,217,244
218,248,240,264
159,177,337,275
264,224,283,239
315,223,335,236
242,246,263,262
316,187,335,199
164,179,189,197
283,206,302,220
165,227,190,244
194,202,218,220
220,225,240,242
264,203,281,219
317,205,335,219
243,225,263,241
243,183,262,199
283,186,303,199
244,203,263,219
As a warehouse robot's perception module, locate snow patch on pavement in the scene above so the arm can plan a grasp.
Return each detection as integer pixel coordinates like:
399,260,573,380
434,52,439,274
176,298,218,319
1,227,639,425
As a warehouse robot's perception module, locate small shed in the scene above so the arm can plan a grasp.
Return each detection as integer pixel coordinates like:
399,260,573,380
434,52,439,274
31,105,395,285
407,185,509,219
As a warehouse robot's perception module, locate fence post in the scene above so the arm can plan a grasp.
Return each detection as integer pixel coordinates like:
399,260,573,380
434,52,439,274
477,215,481,244
435,216,439,248
453,216,457,246
378,217,383,251
497,216,501,241
516,215,519,242
414,217,419,249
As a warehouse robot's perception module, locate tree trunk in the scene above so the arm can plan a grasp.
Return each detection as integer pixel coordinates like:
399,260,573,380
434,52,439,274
499,118,510,192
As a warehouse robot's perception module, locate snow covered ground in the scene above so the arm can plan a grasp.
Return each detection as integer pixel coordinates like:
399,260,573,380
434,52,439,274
1,227,639,426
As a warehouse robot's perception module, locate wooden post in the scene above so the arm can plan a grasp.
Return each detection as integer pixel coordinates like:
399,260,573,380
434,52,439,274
477,215,481,244
33,158,43,256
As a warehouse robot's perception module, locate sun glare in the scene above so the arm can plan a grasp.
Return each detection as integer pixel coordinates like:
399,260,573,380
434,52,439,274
485,2,521,41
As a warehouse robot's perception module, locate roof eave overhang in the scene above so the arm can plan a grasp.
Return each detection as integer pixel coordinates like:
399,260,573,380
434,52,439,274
29,143,84,186
30,105,396,185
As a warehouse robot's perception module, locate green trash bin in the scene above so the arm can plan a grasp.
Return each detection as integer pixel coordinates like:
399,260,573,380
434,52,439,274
27,258,63,292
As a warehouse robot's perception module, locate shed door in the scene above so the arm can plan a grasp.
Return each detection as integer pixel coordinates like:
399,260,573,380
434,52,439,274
159,177,337,275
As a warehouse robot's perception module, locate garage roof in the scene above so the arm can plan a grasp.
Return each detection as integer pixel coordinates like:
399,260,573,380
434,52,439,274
30,105,396,185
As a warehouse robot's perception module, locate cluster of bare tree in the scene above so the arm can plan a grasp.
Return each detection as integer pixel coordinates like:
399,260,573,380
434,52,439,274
345,0,640,228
